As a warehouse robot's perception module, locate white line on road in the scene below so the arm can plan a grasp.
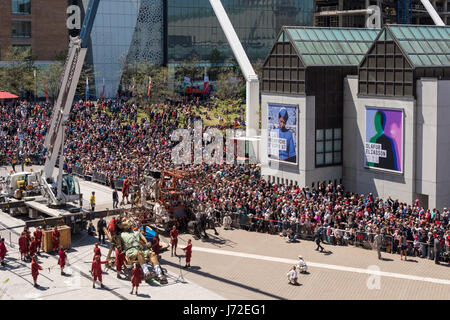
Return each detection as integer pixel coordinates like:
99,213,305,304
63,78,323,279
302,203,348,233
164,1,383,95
192,246,450,286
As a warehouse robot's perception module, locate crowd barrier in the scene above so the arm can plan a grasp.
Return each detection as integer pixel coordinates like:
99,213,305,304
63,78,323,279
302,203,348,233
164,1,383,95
219,211,449,262
71,165,124,190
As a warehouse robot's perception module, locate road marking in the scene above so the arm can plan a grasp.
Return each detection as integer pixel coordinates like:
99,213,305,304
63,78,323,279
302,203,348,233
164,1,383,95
192,246,450,286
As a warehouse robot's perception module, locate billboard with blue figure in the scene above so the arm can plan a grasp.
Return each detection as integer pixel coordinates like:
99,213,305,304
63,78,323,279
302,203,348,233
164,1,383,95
365,107,403,173
267,104,298,165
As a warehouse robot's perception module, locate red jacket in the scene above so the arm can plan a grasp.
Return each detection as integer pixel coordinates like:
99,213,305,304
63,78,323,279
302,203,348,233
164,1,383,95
114,249,126,269
93,247,101,259
29,240,38,256
31,260,42,277
131,267,142,286
183,243,192,257
0,242,7,258
52,230,60,242
19,235,29,253
34,230,42,243
108,219,117,233
91,259,107,277
58,250,67,266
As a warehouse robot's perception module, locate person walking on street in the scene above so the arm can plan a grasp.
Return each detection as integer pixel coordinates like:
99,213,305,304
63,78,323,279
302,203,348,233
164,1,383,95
31,256,43,288
182,239,192,268
314,225,325,252
112,189,119,209
51,226,60,255
130,263,142,295
93,243,102,259
19,232,29,261
115,248,126,279
58,247,67,275
373,229,383,260
90,192,96,212
33,227,43,255
0,238,7,266
170,225,178,257
97,217,107,244
91,255,107,288
28,236,38,260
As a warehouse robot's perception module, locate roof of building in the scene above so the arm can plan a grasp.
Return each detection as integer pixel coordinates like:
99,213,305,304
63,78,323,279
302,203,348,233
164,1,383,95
281,26,380,67
382,25,450,68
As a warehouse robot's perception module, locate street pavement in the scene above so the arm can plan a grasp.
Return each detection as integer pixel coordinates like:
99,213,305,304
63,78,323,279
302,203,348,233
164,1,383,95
0,165,449,300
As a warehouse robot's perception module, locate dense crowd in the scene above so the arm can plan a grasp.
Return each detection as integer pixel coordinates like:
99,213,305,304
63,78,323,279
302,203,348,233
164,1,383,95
1,98,449,262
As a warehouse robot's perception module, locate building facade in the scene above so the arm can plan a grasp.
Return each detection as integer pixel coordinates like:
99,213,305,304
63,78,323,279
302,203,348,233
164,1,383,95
260,25,450,210
0,0,67,62
68,0,315,98
314,0,450,27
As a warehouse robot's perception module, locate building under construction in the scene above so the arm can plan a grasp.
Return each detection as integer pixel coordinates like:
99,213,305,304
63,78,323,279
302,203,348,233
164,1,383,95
314,0,450,27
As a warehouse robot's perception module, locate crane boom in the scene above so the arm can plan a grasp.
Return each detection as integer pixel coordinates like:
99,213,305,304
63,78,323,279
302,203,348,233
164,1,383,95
40,0,99,206
208,0,259,145
420,0,446,26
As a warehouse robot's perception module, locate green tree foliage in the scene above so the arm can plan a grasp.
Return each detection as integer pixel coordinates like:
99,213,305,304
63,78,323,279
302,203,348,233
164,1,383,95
121,58,176,104
0,46,35,97
175,54,203,87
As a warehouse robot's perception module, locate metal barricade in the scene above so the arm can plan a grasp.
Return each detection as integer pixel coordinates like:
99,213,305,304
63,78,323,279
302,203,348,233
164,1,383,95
114,179,124,190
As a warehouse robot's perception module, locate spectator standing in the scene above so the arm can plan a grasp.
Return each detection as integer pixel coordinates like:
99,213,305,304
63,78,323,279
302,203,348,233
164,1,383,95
112,189,119,209
373,229,383,260
90,192,96,212
400,232,408,261
434,233,442,265
97,217,107,244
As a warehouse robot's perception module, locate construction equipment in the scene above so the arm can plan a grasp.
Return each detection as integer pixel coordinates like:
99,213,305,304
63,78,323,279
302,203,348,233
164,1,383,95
39,0,100,207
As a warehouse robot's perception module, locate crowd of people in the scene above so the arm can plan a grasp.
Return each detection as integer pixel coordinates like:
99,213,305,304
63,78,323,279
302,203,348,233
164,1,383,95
1,97,449,264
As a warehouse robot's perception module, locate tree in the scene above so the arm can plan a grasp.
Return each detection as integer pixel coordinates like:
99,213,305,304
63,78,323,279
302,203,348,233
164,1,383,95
175,54,203,90
120,58,177,105
0,46,35,97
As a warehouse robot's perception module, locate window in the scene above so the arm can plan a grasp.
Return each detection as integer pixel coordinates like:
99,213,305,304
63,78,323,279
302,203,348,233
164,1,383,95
12,0,31,14
316,128,342,167
12,20,31,38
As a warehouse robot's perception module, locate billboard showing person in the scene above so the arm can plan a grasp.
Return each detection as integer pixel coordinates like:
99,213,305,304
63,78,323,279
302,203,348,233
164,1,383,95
365,107,403,172
267,104,298,164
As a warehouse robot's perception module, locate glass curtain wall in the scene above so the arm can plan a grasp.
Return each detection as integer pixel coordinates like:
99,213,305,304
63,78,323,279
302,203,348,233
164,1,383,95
167,0,314,63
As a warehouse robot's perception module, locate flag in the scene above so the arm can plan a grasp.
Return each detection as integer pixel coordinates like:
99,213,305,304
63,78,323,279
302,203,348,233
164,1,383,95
85,77,89,100
147,76,152,96
183,76,190,93
100,77,105,100
44,79,49,102
203,75,209,94
131,77,135,97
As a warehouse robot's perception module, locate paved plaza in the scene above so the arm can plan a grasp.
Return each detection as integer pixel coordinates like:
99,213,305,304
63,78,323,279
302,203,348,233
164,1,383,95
0,165,449,300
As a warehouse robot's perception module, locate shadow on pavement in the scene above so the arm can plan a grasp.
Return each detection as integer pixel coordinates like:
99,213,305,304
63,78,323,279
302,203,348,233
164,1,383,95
404,259,418,263
35,285,49,291
380,257,394,262
162,259,286,300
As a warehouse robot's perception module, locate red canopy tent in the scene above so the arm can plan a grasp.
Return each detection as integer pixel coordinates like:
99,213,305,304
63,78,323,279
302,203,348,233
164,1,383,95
0,92,19,99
